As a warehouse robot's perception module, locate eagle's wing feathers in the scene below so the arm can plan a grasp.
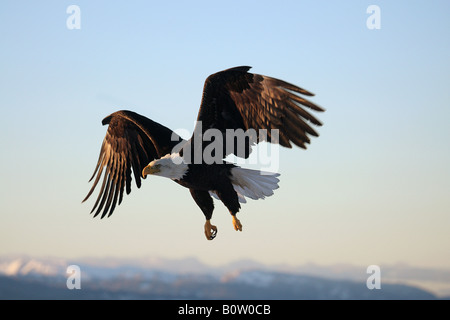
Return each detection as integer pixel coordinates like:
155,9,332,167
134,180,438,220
83,110,182,218
196,66,324,157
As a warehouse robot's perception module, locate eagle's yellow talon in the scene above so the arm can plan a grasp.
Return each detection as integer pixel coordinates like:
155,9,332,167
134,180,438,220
232,215,242,231
204,220,217,240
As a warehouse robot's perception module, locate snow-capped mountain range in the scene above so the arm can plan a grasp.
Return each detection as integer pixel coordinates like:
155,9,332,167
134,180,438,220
1,255,449,299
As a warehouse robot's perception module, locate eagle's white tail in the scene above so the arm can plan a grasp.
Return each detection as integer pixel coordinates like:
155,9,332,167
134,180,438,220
209,167,280,203
229,167,280,203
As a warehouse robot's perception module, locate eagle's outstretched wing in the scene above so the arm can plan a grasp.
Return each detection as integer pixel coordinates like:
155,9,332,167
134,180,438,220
83,110,183,218
194,66,324,158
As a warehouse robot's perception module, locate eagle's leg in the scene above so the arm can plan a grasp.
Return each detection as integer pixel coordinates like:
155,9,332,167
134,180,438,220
216,184,242,233
189,189,217,240
232,215,242,231
204,220,217,240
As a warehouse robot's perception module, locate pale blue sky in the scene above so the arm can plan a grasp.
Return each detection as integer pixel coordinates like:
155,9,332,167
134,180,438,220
1,1,449,269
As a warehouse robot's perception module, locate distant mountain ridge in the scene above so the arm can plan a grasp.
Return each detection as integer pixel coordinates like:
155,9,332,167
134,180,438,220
0,255,449,299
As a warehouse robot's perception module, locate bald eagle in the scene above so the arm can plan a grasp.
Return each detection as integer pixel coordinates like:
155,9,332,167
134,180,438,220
83,66,324,240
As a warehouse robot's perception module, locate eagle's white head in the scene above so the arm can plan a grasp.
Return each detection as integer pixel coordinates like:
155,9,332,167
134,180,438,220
142,153,188,180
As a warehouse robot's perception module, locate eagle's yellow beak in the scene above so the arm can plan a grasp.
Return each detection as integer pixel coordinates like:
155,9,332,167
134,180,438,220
142,164,161,178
